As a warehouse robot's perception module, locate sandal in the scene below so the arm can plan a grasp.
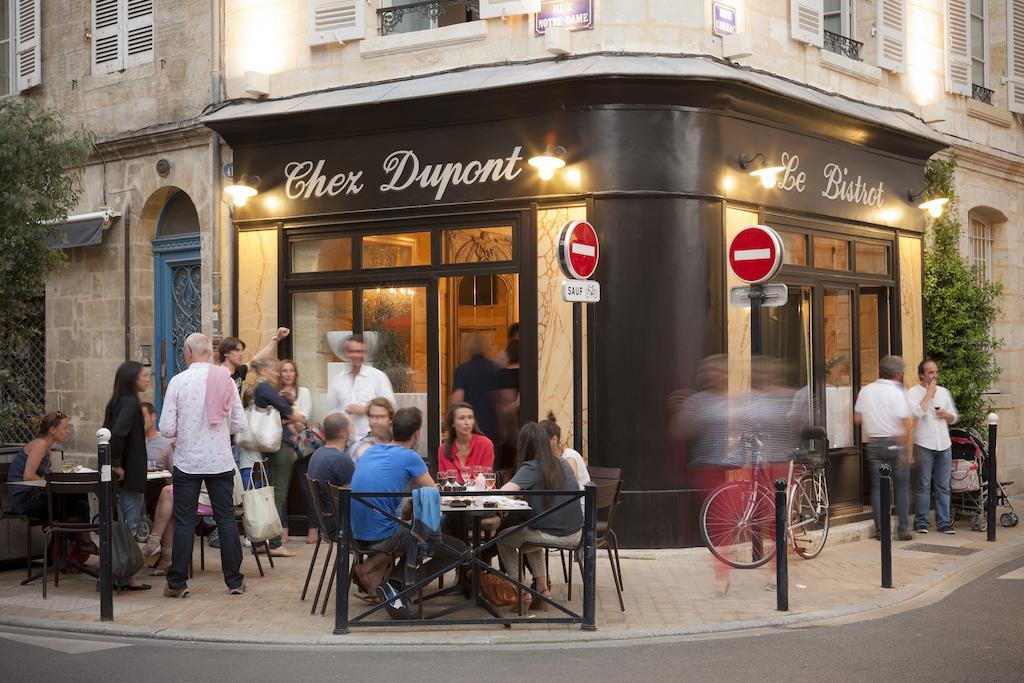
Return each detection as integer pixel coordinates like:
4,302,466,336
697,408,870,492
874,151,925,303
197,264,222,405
529,591,551,611
121,582,152,591
255,546,296,557
150,549,172,576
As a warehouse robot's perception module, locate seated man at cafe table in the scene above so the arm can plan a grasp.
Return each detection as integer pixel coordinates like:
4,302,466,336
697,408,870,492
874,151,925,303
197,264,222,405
349,407,466,598
308,412,355,503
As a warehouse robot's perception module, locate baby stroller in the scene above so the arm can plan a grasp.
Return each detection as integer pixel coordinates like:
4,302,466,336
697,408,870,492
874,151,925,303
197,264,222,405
949,427,1019,531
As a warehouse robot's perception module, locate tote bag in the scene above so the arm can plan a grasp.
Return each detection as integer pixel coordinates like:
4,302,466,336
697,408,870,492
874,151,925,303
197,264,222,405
111,513,144,583
241,462,282,542
236,404,283,453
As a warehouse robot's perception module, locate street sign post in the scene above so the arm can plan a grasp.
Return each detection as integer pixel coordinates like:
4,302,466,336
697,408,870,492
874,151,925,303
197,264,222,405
728,225,786,357
557,220,601,454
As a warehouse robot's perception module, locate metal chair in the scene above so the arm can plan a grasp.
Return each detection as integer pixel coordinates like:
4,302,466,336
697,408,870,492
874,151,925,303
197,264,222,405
0,482,45,582
303,475,337,615
586,465,622,484
42,470,100,598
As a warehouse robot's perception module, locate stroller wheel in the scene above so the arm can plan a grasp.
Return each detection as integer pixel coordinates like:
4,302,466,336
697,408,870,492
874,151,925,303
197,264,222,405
971,513,987,532
1002,512,1019,528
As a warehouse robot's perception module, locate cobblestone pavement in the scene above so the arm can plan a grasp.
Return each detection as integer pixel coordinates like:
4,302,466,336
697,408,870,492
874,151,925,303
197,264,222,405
1,520,1021,644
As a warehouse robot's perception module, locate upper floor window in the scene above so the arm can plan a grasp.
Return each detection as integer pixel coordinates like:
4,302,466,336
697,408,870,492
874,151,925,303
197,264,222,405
968,215,993,283
969,0,991,102
379,0,479,36
823,0,863,61
91,0,154,76
2,0,41,94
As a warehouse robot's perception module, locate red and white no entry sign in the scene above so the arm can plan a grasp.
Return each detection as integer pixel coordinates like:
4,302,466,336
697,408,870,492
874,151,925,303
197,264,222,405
728,225,784,284
557,220,600,280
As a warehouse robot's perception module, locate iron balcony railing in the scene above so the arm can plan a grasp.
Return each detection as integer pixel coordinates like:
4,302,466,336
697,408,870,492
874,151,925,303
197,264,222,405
972,83,994,105
823,30,863,62
378,0,480,36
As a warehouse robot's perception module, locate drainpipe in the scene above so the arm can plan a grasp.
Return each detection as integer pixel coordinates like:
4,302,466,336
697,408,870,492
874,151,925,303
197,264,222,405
210,0,225,339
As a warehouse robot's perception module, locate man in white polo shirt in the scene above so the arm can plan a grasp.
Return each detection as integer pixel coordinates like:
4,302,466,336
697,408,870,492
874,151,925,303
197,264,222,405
854,355,914,541
907,359,958,534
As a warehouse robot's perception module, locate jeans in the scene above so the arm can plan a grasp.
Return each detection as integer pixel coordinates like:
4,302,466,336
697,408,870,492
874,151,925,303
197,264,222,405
119,490,146,533
867,440,910,537
167,467,244,591
915,445,952,531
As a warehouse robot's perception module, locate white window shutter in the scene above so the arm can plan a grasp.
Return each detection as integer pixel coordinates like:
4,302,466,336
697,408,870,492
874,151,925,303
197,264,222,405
92,0,123,75
876,0,906,72
790,0,823,47
125,0,154,67
945,0,971,95
308,0,365,45
1009,0,1024,113
15,0,41,91
479,0,541,20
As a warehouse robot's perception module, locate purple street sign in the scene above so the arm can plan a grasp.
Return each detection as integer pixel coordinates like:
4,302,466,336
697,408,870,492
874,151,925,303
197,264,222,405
535,0,594,35
713,2,737,37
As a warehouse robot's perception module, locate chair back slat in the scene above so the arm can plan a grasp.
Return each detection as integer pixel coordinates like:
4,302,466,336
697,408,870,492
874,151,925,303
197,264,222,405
304,475,335,534
587,465,622,484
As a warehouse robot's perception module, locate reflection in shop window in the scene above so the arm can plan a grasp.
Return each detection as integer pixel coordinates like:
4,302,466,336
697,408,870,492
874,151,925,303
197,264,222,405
778,230,808,266
855,242,889,275
824,289,854,447
290,290,353,422
813,236,850,271
443,226,514,264
291,237,353,273
362,232,431,268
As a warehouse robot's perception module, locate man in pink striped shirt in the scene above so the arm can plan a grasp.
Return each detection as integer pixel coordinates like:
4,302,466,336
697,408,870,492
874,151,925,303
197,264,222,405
159,333,247,598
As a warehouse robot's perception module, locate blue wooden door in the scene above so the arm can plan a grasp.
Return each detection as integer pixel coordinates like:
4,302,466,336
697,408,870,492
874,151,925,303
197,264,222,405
153,236,201,416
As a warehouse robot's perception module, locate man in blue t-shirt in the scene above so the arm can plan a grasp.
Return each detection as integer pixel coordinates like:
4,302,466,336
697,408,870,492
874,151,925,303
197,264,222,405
351,407,464,596
308,412,355,505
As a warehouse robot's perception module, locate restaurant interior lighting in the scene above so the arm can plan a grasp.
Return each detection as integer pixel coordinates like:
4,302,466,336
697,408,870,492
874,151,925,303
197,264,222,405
739,153,785,189
528,144,566,180
224,175,260,207
908,189,949,218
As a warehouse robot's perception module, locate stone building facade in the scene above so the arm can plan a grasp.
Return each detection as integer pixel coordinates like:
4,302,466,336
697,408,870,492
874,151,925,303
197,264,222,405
17,1,1023,533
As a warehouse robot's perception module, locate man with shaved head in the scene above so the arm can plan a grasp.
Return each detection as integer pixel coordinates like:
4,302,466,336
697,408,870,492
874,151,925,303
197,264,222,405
159,332,248,597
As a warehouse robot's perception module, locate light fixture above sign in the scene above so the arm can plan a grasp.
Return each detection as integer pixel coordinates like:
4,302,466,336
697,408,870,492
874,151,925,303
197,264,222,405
224,175,260,207
528,144,566,180
739,153,786,189
908,189,949,217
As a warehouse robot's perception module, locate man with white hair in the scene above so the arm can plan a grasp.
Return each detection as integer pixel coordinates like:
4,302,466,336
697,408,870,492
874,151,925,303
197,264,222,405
159,333,247,597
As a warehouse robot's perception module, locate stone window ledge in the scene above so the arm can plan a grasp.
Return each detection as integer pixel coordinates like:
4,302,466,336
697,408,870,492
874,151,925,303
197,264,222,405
360,21,488,59
819,48,882,84
967,97,1013,127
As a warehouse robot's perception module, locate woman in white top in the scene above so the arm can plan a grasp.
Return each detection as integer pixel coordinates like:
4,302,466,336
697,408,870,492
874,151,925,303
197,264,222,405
540,413,591,490
278,359,312,419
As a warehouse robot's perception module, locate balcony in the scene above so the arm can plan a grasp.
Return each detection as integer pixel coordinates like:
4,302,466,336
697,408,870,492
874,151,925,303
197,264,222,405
823,30,863,62
972,83,994,105
378,0,480,36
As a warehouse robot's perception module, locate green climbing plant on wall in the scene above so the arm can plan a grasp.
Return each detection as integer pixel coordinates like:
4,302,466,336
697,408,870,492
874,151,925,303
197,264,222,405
922,157,1002,434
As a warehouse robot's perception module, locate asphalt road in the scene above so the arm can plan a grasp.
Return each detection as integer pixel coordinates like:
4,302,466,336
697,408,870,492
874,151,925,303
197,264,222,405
2,547,1022,682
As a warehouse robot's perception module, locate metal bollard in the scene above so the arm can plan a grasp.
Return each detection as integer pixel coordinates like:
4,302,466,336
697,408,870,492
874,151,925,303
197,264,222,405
96,428,114,621
333,487,351,635
879,464,893,589
987,412,998,542
582,482,597,631
774,478,788,612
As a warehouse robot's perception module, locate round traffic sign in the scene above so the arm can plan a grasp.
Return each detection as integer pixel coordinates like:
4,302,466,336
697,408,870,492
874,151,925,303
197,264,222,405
557,220,600,280
728,225,784,284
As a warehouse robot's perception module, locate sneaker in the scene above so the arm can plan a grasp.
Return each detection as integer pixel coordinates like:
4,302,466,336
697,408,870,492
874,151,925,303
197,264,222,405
915,528,929,534
228,583,246,595
940,527,956,535
163,586,190,598
242,536,252,548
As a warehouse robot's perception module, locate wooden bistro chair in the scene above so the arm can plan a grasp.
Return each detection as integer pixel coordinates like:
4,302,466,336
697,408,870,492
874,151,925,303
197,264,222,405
523,479,626,613
586,465,622,485
1,482,46,582
41,470,101,599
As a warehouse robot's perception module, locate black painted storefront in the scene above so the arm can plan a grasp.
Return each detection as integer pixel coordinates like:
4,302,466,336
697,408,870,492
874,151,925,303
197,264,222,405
207,70,944,548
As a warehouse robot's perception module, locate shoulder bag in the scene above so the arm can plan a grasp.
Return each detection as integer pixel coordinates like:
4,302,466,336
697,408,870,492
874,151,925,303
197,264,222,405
950,459,980,492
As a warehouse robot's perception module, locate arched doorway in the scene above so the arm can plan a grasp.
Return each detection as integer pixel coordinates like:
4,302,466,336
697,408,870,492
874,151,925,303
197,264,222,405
147,188,202,409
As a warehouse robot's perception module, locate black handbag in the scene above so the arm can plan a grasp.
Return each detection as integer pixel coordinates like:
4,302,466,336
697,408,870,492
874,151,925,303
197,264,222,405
110,513,144,583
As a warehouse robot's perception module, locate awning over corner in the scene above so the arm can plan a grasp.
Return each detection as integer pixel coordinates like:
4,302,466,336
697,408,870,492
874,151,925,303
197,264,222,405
46,209,121,249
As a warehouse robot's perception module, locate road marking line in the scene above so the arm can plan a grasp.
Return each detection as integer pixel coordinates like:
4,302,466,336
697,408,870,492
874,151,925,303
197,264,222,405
997,566,1024,580
0,630,131,654
733,248,770,261
571,243,596,257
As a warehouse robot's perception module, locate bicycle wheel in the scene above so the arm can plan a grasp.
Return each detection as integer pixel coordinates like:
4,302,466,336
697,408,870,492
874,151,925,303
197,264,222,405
700,480,777,568
788,469,829,559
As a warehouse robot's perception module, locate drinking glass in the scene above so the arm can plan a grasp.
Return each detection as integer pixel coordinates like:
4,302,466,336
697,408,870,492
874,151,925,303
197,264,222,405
484,473,496,490
61,461,76,473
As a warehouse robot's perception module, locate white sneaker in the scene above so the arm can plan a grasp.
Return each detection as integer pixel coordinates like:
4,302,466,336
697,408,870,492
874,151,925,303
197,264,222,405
940,527,956,535
242,536,252,548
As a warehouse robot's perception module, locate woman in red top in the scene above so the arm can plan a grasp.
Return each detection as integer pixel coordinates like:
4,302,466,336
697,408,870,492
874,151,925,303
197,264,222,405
437,402,495,483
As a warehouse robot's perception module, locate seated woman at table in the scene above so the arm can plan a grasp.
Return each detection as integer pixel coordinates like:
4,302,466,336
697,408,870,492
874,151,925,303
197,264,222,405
6,412,95,561
497,422,582,613
437,402,495,484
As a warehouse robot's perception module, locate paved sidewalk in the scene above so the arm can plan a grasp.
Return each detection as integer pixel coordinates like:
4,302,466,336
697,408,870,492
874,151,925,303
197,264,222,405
1,519,1022,646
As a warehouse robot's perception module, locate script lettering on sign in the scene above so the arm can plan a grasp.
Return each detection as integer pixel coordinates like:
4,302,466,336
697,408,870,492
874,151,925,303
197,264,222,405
772,152,885,209
379,147,524,201
285,160,364,199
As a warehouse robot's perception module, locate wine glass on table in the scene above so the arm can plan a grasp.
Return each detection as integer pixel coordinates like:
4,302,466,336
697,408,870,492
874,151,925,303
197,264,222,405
484,472,496,491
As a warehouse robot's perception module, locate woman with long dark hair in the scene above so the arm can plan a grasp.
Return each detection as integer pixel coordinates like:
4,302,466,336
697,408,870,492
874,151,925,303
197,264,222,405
437,401,495,484
498,422,582,613
102,361,152,590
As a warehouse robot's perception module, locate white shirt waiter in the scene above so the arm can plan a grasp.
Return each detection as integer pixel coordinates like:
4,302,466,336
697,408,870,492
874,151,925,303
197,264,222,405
326,336,395,443
854,379,911,439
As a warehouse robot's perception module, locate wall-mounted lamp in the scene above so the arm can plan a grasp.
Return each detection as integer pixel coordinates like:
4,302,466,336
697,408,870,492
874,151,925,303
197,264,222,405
224,175,260,207
528,144,566,180
908,189,949,218
739,153,785,189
